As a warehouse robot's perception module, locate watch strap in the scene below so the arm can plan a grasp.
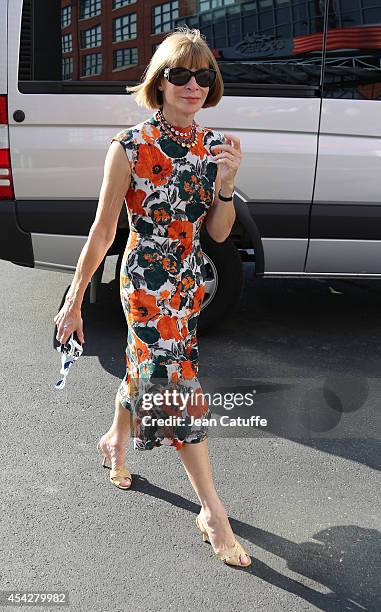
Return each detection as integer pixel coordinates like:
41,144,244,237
218,188,234,202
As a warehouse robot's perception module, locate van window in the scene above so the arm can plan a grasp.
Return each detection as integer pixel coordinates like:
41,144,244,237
19,0,325,95
322,0,381,100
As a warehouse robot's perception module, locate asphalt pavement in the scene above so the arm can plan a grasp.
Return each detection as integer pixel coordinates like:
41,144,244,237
0,257,380,612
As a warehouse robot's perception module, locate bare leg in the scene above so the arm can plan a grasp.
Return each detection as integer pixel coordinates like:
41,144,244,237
178,438,250,564
107,393,132,442
98,393,132,487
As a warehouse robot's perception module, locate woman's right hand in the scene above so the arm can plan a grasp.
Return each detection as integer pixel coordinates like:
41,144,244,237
54,302,85,346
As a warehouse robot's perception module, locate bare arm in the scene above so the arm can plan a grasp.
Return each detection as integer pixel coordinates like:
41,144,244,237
205,133,241,242
205,169,236,243
54,140,131,343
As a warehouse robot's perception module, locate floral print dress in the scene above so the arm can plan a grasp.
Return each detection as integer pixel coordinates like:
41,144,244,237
110,111,226,451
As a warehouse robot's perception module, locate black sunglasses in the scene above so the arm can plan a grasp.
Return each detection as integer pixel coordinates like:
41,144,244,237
162,66,216,88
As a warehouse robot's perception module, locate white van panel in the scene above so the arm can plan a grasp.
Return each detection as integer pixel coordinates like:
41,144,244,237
314,100,381,203
31,233,87,272
319,99,381,138
8,96,320,203
237,123,318,201
307,98,381,274
0,124,8,148
0,0,7,93
7,2,320,203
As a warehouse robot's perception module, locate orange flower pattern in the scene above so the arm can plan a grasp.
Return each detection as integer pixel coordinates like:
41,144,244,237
110,113,226,451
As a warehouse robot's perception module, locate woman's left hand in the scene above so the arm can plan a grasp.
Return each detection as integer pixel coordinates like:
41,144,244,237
211,133,242,186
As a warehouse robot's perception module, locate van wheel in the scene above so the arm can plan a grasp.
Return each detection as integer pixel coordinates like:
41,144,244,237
114,233,243,334
198,232,243,334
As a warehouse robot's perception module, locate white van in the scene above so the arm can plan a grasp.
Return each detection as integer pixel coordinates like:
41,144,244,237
1,0,381,332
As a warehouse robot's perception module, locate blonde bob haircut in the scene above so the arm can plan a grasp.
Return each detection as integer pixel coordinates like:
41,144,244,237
126,25,224,110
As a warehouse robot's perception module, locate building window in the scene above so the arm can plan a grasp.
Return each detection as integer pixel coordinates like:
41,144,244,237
62,57,73,80
113,47,138,69
152,1,179,34
81,25,102,48
61,5,71,28
200,0,235,11
113,14,137,42
79,0,101,20
82,53,102,76
112,0,137,9
62,33,72,53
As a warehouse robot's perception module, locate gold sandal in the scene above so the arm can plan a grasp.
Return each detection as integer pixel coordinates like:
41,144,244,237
96,441,133,490
195,514,251,567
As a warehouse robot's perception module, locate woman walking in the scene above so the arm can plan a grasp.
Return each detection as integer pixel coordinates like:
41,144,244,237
54,26,251,568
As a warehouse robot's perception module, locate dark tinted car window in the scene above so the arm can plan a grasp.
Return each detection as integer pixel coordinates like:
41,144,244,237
19,0,325,94
322,0,381,100
178,0,325,88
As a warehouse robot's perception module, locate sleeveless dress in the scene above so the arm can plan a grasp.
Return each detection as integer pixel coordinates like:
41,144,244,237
110,112,226,451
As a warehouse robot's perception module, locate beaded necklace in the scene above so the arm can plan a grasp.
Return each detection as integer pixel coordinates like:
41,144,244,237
155,108,199,149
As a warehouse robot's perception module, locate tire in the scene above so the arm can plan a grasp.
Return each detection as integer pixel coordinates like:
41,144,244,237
114,230,244,335
198,230,244,334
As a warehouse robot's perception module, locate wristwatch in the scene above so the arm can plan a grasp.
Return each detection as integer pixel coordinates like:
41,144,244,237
218,188,234,202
